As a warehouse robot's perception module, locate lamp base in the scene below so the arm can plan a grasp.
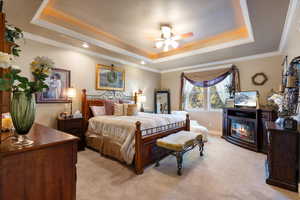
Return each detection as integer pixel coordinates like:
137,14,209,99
140,104,145,112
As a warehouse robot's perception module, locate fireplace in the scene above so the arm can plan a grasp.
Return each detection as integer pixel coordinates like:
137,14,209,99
223,108,277,152
231,119,255,143
222,108,259,151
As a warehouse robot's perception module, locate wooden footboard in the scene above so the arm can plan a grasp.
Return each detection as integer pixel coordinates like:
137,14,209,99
135,114,190,174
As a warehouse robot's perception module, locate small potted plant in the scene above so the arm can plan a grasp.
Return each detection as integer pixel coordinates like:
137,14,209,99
0,55,54,146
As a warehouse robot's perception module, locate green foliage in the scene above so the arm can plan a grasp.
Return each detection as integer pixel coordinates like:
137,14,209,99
209,86,226,109
189,86,204,109
0,67,51,97
5,24,24,56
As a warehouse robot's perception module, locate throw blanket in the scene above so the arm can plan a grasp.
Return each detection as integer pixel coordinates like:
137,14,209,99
87,112,186,164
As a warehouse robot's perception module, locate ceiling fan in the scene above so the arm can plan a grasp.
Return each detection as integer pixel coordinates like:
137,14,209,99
153,25,193,52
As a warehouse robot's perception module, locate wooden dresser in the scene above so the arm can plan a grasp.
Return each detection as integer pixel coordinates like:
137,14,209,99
0,123,79,200
265,121,299,192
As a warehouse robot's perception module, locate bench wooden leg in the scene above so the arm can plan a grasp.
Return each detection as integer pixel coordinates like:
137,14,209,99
197,138,204,157
155,161,160,167
176,152,183,176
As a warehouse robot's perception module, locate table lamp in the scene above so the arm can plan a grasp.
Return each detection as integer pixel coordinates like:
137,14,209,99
66,87,76,117
140,95,146,112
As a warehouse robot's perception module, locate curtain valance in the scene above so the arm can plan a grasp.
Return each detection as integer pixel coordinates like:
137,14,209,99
179,65,240,110
182,65,240,88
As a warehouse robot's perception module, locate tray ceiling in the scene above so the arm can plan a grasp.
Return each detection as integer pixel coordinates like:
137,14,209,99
5,0,291,71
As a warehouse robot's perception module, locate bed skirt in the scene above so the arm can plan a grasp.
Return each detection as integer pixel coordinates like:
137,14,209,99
86,132,126,163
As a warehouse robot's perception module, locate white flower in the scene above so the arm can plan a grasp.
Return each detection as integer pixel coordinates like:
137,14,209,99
5,24,15,31
30,56,54,74
0,52,12,68
11,65,20,70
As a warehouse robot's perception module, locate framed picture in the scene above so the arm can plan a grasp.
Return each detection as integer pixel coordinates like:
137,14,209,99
234,91,258,108
96,64,125,91
36,68,71,103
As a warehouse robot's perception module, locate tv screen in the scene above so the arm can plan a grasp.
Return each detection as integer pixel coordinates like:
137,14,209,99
234,91,257,108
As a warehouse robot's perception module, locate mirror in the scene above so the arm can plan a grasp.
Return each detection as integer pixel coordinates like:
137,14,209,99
154,90,171,114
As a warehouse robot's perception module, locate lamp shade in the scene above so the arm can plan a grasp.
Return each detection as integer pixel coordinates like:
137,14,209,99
140,95,146,103
66,87,76,98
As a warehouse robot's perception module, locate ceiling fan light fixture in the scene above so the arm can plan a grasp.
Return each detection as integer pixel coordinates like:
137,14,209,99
161,25,172,38
171,40,179,48
163,45,169,52
155,41,163,48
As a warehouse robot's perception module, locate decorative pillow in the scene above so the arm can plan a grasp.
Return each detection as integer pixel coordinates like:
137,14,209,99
127,104,138,116
90,106,106,117
104,100,119,115
120,99,135,104
123,103,129,116
114,103,124,116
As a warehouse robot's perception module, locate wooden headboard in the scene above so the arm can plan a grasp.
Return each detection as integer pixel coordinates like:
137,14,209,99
81,89,136,121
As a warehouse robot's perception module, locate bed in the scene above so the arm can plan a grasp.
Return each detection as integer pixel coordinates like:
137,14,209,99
81,89,190,174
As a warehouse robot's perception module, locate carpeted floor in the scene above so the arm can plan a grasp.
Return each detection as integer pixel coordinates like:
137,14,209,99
77,136,299,200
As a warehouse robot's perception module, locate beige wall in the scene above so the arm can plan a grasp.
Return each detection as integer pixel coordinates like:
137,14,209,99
161,56,284,134
14,39,161,128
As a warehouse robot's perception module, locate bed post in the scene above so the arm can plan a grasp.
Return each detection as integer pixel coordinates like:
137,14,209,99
82,89,88,121
135,121,143,174
186,114,190,131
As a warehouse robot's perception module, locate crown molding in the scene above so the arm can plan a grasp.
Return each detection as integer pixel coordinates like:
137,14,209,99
160,51,282,73
184,64,232,73
23,32,160,73
31,0,254,64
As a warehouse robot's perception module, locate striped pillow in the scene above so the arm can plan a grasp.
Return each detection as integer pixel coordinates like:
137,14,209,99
114,103,124,116
127,104,138,116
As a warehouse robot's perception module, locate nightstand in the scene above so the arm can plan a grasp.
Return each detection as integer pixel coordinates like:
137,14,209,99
57,117,85,151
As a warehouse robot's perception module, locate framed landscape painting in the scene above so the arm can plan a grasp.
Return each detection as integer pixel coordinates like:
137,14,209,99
96,64,125,91
36,68,71,103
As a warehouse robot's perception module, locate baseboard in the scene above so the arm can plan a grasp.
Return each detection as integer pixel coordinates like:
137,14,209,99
209,130,222,136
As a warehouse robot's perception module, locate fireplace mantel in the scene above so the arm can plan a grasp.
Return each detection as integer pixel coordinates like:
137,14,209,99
222,108,277,152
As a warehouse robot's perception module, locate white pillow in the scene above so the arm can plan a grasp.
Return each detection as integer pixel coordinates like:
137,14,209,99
171,110,188,115
90,106,106,117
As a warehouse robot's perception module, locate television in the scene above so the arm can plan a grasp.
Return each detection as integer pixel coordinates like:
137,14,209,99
234,91,258,108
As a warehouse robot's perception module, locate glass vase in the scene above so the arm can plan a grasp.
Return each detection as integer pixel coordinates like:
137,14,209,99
10,92,36,146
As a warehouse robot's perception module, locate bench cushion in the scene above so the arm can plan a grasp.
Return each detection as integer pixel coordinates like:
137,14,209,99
156,131,202,151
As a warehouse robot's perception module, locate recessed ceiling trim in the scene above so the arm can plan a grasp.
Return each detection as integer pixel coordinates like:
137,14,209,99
240,0,254,42
23,32,160,73
31,19,153,63
31,0,254,64
152,37,253,63
279,0,299,51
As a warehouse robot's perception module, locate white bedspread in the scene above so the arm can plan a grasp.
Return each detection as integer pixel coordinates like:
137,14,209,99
87,112,186,164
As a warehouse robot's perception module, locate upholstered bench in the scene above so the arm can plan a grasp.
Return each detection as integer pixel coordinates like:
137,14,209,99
156,131,204,175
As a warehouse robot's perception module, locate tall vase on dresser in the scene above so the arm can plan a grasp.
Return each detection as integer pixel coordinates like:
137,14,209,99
10,92,36,145
0,56,54,146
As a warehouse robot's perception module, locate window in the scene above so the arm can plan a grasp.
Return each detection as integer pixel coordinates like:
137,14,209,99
183,74,232,111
